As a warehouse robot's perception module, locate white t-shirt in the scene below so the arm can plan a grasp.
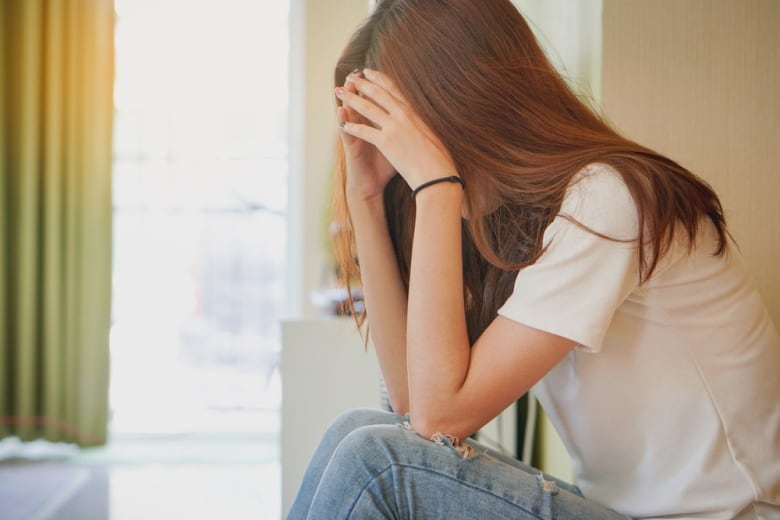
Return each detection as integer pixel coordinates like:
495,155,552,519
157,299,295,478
498,163,780,519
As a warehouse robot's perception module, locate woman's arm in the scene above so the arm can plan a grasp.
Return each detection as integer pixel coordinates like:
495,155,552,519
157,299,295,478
407,185,575,439
348,195,410,415
336,71,411,415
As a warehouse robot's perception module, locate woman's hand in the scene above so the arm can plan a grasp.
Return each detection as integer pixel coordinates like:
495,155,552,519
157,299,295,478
336,68,458,194
337,71,396,204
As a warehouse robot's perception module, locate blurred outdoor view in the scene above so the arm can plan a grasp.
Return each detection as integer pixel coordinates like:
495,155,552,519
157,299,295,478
110,0,288,436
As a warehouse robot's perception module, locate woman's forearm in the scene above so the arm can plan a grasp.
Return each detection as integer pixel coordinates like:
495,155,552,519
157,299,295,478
406,185,470,436
349,195,410,414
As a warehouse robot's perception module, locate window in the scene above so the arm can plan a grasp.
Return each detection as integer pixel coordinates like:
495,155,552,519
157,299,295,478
110,0,288,435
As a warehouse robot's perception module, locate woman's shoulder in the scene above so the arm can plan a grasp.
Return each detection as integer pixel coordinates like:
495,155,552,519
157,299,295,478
568,162,628,198
556,162,638,240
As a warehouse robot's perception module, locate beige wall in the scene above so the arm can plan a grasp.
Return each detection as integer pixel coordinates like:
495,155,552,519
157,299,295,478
602,0,780,326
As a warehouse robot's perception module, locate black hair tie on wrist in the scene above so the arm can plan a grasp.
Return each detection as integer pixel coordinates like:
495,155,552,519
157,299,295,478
411,175,466,200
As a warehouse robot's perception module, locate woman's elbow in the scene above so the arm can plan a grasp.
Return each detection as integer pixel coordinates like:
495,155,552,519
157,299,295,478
408,407,470,441
408,416,439,440
388,394,409,417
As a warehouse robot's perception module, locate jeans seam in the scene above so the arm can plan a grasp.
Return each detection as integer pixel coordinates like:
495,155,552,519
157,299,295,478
346,462,547,519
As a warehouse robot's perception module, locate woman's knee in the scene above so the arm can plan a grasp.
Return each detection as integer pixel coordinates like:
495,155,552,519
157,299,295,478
324,423,411,483
332,421,440,475
323,408,401,444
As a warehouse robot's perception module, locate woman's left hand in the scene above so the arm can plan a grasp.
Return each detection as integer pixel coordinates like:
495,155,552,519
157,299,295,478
335,68,458,190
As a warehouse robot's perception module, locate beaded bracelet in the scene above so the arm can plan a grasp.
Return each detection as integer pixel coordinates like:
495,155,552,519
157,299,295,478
411,175,466,200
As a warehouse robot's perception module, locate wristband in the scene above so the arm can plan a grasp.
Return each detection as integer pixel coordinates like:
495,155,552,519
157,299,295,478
411,175,465,200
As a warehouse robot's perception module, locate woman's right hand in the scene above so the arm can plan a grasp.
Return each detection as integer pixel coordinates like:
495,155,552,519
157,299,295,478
337,72,397,204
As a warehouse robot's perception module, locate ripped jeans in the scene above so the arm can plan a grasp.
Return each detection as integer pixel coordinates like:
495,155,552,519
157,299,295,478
287,408,628,519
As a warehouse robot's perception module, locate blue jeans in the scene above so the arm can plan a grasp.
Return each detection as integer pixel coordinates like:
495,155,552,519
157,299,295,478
288,408,628,519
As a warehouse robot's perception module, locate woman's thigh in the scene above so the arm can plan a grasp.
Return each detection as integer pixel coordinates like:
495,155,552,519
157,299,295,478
306,415,627,519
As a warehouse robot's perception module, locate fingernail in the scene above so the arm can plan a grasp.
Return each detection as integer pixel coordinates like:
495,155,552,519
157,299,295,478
351,68,363,77
335,87,344,96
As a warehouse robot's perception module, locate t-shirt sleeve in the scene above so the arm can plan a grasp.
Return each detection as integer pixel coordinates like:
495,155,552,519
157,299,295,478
497,164,641,353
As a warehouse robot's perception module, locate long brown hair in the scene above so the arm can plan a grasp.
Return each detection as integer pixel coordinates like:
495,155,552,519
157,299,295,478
332,0,726,343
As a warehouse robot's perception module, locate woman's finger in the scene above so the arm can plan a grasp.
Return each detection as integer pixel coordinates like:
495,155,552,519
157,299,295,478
362,68,408,105
342,82,367,125
337,97,380,147
335,87,389,129
336,106,352,136
340,120,382,148
348,76,406,117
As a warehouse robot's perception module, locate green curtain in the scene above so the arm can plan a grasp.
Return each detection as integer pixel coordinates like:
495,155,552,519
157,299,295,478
0,0,114,446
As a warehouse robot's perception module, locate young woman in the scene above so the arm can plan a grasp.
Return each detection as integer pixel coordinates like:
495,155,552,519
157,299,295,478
288,0,780,518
